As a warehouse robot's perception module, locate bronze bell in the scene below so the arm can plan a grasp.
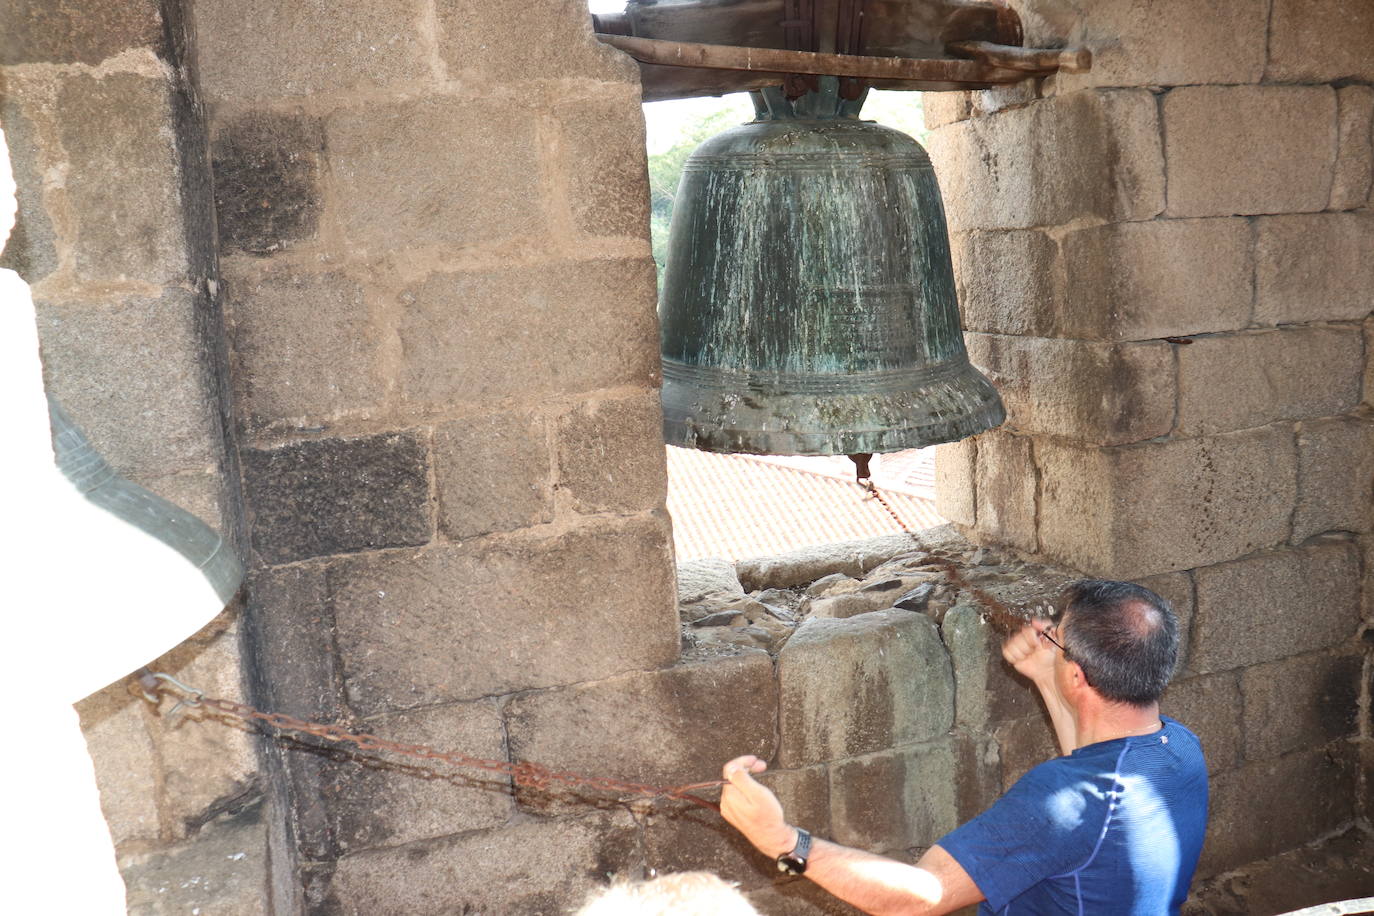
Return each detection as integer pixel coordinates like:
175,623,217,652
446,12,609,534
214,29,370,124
659,80,1005,456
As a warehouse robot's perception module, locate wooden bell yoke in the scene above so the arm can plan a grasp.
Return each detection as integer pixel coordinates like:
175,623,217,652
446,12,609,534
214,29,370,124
592,0,1091,102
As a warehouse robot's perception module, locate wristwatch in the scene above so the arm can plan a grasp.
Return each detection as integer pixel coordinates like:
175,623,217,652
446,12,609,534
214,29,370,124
775,827,812,876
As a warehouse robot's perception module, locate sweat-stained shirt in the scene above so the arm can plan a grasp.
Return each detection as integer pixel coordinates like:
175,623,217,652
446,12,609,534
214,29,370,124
939,716,1208,915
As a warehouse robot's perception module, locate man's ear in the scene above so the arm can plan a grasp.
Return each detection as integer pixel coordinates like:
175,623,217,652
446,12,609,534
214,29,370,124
1067,660,1088,691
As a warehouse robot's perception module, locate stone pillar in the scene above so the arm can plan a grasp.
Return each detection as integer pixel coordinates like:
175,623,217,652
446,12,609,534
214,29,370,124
2,2,263,909
928,0,1373,882
186,0,679,907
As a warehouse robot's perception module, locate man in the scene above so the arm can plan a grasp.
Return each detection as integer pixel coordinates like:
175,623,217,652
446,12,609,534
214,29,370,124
721,579,1208,915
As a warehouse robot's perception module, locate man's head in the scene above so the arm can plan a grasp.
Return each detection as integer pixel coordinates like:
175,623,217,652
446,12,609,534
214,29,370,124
1055,579,1178,706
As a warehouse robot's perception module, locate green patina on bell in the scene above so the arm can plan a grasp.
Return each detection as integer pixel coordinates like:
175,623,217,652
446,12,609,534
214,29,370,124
659,78,1005,455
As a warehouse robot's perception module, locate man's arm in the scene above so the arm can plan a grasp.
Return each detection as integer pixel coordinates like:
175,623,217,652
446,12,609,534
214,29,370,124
1002,621,1077,754
720,756,984,916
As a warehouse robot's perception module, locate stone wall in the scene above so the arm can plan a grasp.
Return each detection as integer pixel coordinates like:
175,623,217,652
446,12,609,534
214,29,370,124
1,1,264,909
8,0,1373,912
928,0,1373,886
183,0,680,911
310,529,1078,915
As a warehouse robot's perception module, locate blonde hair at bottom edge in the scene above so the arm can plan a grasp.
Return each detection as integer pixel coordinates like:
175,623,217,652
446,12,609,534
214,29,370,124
575,871,761,915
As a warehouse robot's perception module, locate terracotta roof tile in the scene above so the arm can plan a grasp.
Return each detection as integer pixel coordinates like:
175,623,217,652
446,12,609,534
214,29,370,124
666,447,943,561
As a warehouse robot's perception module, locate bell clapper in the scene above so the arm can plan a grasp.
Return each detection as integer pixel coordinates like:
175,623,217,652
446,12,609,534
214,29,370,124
848,453,874,487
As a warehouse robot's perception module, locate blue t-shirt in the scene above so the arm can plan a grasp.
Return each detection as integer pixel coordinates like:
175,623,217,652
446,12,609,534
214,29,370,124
939,716,1208,915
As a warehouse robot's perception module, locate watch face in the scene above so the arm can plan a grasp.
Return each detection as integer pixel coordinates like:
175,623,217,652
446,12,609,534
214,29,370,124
776,854,806,876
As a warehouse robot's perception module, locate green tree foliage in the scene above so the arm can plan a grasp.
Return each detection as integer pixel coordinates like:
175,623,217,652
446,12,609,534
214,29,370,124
645,91,928,276
647,106,752,273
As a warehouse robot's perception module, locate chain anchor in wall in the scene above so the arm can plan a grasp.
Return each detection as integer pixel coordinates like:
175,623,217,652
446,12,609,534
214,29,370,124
135,671,725,812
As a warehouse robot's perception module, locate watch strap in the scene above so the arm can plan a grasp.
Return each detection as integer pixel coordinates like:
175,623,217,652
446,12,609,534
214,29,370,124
775,827,812,875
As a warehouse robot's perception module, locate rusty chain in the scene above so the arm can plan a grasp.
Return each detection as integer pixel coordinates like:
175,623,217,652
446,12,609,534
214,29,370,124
853,465,1047,635
139,673,724,812
138,458,1042,814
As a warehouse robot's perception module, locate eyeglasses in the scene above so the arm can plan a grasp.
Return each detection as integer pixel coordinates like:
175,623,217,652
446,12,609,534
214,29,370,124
1041,622,1070,658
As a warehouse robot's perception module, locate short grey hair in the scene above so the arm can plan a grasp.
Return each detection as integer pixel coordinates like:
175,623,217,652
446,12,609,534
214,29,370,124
1060,580,1179,705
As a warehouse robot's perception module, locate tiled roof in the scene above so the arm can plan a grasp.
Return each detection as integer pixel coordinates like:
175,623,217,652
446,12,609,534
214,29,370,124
666,446,944,562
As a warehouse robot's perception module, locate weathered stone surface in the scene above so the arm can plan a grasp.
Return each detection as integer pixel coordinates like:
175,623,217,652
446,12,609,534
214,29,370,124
1190,540,1360,674
241,433,432,565
1159,672,1242,774
993,711,1058,789
1293,417,1374,543
1188,826,1374,915
224,265,382,428
926,90,1163,232
1364,535,1374,623
1367,317,1374,408
1060,218,1252,340
194,0,430,102
943,604,1041,730
951,733,1003,824
323,810,640,915
934,439,976,527
778,610,954,766
557,392,667,515
830,741,959,853
752,878,868,911
1,0,163,65
747,878,868,916
1163,86,1337,218
327,96,543,253
1255,213,1374,325
121,802,270,916
332,516,678,711
805,581,927,620
507,650,775,792
923,91,972,129
1267,0,1374,83
0,101,58,282
968,335,1174,446
36,291,219,476
677,558,745,604
212,112,324,256
736,535,913,591
974,431,1037,552
433,411,552,540
77,684,160,846
1037,427,1297,579
1331,86,1374,210
249,565,343,722
56,72,188,284
1241,651,1362,762
329,700,512,851
1135,571,1195,675
1201,745,1357,876
437,0,637,83
398,259,660,406
140,469,226,536
970,82,1041,119
1175,327,1365,436
151,615,259,838
554,92,652,238
950,229,1058,337
644,766,828,889
1053,0,1266,92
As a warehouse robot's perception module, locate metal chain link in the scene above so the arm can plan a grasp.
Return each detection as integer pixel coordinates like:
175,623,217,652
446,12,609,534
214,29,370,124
140,673,723,812
855,474,1045,635
138,464,1041,815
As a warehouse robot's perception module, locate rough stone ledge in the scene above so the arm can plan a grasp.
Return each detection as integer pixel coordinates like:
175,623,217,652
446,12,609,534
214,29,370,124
734,529,966,592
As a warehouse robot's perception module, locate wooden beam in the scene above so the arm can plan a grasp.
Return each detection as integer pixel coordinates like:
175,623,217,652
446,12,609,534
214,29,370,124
596,34,1029,85
946,40,1092,73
